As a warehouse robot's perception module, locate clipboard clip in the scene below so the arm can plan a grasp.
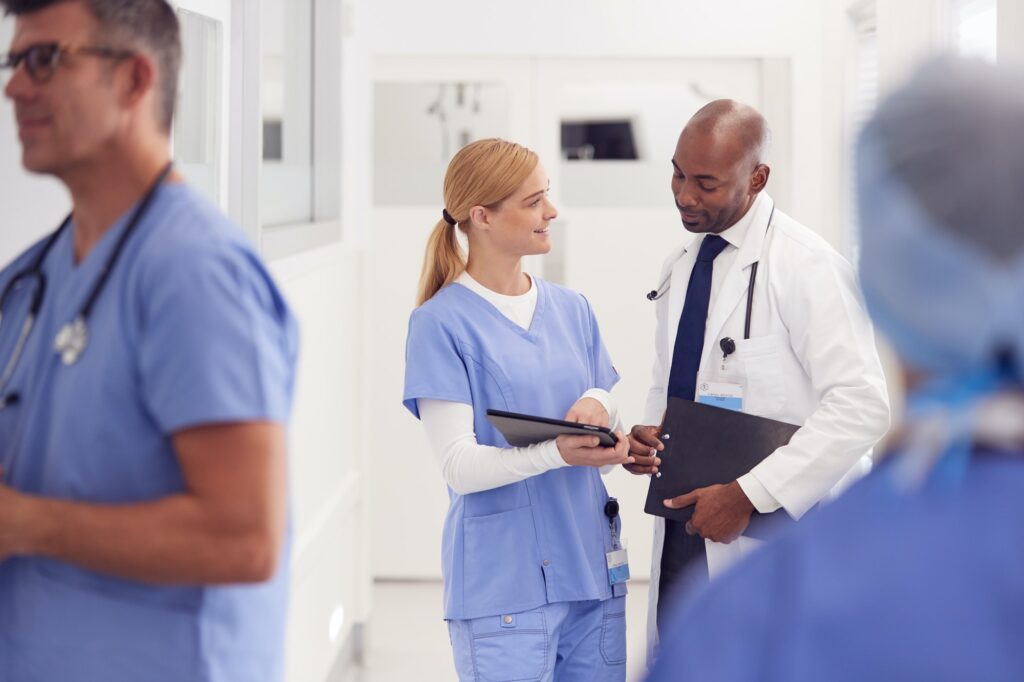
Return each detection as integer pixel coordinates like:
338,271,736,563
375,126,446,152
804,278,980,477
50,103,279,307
654,432,672,477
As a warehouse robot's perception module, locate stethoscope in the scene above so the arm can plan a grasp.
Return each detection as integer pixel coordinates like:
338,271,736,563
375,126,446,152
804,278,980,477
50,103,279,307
646,205,775,357
0,163,173,411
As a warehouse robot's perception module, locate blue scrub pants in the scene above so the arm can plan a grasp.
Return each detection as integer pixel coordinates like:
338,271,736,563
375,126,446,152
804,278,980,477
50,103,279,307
447,596,627,682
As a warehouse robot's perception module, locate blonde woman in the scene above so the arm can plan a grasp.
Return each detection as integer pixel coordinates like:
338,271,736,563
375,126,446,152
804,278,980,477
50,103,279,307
403,139,633,681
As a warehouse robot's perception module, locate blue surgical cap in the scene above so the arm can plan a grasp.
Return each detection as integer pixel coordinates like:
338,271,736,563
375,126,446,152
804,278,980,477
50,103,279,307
857,57,1024,382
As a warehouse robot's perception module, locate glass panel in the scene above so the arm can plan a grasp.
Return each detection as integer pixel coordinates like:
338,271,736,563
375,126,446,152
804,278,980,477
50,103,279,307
373,82,510,206
261,0,313,225
173,9,223,206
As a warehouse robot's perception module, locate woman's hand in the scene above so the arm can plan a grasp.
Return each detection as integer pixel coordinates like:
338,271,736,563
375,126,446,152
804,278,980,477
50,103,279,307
556,432,633,468
563,397,609,428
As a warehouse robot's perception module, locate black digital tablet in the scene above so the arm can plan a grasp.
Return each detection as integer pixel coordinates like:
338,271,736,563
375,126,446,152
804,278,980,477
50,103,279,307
485,409,618,448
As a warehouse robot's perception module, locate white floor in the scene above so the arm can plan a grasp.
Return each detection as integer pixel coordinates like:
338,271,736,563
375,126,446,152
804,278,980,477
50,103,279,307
352,580,651,682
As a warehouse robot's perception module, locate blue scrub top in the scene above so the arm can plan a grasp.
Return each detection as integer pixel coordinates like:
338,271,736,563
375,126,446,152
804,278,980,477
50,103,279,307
403,278,625,621
647,449,1024,682
0,184,298,682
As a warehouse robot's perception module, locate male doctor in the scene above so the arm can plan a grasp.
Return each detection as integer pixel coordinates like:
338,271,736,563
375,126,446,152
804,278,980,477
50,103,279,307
645,57,1024,682
0,1,297,680
625,100,890,640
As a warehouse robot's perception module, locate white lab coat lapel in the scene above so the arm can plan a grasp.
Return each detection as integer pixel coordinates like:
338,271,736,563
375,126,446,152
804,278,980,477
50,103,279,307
701,196,775,364
664,238,698,367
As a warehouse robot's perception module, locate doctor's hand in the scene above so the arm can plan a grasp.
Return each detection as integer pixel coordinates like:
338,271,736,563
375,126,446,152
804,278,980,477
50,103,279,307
623,424,664,475
563,397,609,428
664,481,754,544
556,432,633,468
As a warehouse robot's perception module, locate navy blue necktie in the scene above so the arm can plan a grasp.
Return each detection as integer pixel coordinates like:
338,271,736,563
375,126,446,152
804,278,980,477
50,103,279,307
658,234,729,631
667,234,729,400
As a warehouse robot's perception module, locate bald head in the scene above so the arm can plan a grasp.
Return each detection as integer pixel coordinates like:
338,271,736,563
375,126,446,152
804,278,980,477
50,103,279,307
671,100,772,234
686,99,772,167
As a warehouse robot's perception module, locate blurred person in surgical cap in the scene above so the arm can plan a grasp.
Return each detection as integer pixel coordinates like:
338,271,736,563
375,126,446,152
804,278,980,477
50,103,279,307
645,56,1024,682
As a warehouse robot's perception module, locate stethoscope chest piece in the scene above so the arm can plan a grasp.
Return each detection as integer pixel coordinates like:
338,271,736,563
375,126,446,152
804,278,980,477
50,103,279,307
53,316,88,366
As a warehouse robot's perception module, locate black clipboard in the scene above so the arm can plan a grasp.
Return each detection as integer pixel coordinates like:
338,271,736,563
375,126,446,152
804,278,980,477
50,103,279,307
486,409,618,447
645,397,799,537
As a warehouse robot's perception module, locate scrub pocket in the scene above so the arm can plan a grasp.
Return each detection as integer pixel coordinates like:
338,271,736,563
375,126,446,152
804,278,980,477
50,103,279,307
452,608,550,682
599,596,627,666
462,506,545,615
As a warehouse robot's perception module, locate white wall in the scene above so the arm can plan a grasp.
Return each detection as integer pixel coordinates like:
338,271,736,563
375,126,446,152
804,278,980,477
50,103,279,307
367,0,834,236
549,58,770,209
373,82,511,205
274,1,374,679
273,244,373,681
1000,0,1024,63
877,0,947,94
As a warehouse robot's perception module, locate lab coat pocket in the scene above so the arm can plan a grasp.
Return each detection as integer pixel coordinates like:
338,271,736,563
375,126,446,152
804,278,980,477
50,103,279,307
469,609,550,681
738,334,787,416
599,596,627,666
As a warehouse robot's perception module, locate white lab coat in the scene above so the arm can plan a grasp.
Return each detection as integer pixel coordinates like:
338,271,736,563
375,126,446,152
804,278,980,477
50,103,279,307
644,193,891,649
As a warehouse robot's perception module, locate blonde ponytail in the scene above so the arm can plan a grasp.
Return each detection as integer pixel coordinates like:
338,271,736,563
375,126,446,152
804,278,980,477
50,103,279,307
416,138,538,305
417,219,467,306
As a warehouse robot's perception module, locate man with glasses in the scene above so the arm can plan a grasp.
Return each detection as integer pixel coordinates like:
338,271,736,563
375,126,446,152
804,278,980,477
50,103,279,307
0,2,298,681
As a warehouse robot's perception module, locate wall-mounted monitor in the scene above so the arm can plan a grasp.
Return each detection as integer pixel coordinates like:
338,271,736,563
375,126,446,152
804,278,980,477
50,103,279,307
561,120,639,160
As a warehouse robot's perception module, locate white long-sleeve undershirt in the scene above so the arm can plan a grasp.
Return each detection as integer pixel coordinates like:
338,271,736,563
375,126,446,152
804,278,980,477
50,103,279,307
418,271,621,494
419,389,620,495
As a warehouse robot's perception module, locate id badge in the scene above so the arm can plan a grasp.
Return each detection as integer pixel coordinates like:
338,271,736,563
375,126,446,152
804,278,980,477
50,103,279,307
697,379,744,412
606,548,630,585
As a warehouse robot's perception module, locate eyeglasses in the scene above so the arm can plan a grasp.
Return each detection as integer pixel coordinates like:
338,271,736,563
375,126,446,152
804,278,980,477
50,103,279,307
0,42,134,85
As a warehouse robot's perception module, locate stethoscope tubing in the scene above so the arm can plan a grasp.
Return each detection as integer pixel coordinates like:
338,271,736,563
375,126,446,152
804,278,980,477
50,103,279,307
0,231,60,404
0,314,35,400
647,204,775,342
0,162,173,409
